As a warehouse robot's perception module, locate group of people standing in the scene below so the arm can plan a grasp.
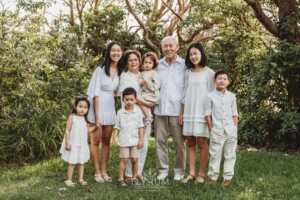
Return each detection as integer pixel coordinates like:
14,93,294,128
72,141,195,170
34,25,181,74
59,36,239,188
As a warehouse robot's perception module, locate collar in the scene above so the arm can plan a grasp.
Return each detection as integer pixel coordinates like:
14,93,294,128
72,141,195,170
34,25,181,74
214,89,228,95
160,55,183,66
121,107,137,114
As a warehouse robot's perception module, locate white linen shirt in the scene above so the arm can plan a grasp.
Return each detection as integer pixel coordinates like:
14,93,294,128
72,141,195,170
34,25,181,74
154,56,186,116
205,89,238,135
114,107,144,147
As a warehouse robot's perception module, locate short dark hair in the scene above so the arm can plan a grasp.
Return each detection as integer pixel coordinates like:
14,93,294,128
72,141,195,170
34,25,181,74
72,97,90,123
122,87,137,98
122,50,142,72
185,43,208,69
214,69,229,79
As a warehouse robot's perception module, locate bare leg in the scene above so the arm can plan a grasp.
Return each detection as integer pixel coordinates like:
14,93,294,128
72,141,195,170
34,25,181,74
186,136,197,176
101,125,113,174
67,164,76,181
197,137,208,178
139,104,150,118
90,128,101,175
78,164,85,181
131,158,138,179
118,158,128,180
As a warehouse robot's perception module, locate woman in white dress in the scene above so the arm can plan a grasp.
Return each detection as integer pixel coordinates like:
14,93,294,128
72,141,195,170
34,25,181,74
87,41,124,183
180,43,215,183
118,50,154,182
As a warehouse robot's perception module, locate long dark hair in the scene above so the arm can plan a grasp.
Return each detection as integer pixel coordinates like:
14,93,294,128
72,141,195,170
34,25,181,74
72,97,90,123
100,41,125,76
185,43,208,69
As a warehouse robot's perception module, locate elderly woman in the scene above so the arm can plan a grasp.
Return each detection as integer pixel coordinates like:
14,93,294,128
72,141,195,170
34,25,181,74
118,50,154,181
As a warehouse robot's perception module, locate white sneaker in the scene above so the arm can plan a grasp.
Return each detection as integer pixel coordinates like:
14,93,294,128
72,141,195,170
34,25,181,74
173,174,184,181
156,173,168,181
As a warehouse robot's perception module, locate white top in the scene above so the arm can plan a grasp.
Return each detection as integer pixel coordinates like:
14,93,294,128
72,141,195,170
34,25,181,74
119,71,141,95
119,71,152,118
59,115,90,164
139,70,160,103
86,66,119,125
154,56,186,116
114,107,144,147
182,68,215,122
205,89,238,135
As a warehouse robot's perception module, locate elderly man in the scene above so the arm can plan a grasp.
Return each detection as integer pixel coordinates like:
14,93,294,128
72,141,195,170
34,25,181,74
154,36,186,181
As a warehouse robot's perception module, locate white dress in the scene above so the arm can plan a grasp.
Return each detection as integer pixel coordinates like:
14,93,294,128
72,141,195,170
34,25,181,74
182,67,215,137
138,70,160,103
60,115,90,164
87,66,119,125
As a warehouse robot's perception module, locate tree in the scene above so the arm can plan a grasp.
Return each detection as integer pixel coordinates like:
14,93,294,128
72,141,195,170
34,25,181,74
244,0,300,112
124,0,221,56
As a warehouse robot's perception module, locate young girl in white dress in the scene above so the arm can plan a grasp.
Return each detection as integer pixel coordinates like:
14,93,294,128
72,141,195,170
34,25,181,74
60,97,96,187
180,43,215,184
86,41,124,183
138,52,160,126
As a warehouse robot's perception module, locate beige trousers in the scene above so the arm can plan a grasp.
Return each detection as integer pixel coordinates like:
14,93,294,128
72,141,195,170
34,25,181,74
207,130,237,181
154,115,186,175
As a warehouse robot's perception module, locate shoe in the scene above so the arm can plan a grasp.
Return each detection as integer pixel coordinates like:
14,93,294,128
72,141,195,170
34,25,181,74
181,174,195,183
206,179,217,185
195,176,205,184
222,179,231,186
94,174,104,183
156,173,168,181
101,173,112,182
64,180,75,187
78,180,88,186
173,174,184,181
117,179,127,188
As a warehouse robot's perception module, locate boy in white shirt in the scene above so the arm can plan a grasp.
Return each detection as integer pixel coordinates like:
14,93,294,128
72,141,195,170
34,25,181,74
113,87,144,187
205,69,238,186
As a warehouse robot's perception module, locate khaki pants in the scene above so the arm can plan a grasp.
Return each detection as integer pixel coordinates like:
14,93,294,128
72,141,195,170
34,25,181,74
208,130,237,181
154,115,186,175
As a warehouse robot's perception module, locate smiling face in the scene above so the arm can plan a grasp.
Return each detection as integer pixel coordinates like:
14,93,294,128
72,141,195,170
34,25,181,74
127,53,141,73
109,44,123,63
161,39,179,62
215,74,230,92
122,94,136,110
75,100,89,116
189,47,202,67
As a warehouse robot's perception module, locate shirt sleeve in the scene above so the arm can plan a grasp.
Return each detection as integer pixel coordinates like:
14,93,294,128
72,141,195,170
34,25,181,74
205,95,212,116
138,113,145,128
181,69,189,104
114,111,121,130
87,66,102,98
231,94,238,116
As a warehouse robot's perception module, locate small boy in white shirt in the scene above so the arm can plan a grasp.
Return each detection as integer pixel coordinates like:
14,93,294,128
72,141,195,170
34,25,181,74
205,69,238,186
113,87,144,187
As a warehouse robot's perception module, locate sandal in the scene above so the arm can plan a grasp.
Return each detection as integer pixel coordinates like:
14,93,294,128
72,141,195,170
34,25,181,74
117,179,127,187
222,179,231,186
195,176,205,184
64,180,76,187
137,175,148,182
78,180,88,186
101,173,112,182
94,174,104,183
125,177,133,183
181,174,196,184
132,178,140,186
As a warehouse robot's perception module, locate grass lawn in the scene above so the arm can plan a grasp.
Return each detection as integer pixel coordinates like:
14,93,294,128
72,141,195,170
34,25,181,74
1,138,300,200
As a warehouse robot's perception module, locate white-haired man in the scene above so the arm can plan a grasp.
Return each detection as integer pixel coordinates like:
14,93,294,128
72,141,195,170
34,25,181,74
154,36,186,181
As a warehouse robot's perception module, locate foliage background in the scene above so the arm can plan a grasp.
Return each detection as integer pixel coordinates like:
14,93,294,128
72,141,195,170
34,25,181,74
0,0,299,164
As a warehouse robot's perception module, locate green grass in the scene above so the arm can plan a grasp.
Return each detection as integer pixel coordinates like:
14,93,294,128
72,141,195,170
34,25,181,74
1,139,300,200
